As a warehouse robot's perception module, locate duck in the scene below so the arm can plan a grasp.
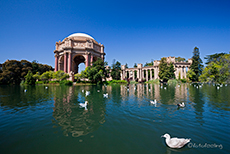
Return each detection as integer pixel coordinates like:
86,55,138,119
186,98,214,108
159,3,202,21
150,99,157,105
177,102,185,107
45,86,48,89
24,89,27,92
79,101,88,110
161,133,191,148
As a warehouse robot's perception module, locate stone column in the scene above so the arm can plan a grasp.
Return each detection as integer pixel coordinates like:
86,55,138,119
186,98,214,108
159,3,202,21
68,52,72,73
154,67,157,79
64,52,67,73
184,67,187,78
146,69,148,81
139,70,142,81
150,69,152,80
85,52,89,67
137,69,139,79
133,70,136,80
90,54,93,66
55,55,58,72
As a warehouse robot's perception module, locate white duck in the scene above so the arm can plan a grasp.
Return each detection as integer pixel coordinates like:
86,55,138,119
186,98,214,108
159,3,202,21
177,102,185,107
150,99,157,105
79,101,88,110
161,133,191,148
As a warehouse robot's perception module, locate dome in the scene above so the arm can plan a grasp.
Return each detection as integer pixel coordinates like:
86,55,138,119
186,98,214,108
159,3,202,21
67,33,95,40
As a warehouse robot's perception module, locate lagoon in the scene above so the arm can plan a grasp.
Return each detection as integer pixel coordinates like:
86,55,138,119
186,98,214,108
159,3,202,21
0,84,229,154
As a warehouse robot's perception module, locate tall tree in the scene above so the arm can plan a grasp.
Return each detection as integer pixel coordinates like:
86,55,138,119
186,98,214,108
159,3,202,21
189,47,203,82
81,58,108,83
111,60,121,80
134,63,137,68
199,53,230,83
158,57,175,82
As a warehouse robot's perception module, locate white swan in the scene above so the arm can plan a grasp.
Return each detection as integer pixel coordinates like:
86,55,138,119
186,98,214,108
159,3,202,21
85,91,90,96
161,133,191,148
177,102,185,107
79,101,88,110
103,93,108,98
150,99,157,105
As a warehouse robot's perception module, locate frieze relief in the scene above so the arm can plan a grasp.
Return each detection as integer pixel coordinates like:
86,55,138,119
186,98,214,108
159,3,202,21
93,44,100,52
73,42,85,47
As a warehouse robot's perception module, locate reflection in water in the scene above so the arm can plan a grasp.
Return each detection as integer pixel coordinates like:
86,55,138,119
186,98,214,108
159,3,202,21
0,84,230,154
0,85,53,112
52,86,106,137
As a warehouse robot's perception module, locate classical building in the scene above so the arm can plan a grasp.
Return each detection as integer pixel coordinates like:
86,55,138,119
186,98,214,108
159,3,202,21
121,56,192,81
54,33,105,81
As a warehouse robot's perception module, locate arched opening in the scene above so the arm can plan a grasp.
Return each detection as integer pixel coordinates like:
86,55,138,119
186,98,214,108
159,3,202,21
93,57,97,63
78,63,85,73
73,55,85,74
59,56,64,71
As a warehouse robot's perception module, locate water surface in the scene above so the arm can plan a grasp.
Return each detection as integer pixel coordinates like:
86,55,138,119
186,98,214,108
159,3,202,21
0,84,229,154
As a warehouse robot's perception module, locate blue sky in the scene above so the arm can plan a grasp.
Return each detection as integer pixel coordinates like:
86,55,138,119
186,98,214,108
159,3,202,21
1,0,229,71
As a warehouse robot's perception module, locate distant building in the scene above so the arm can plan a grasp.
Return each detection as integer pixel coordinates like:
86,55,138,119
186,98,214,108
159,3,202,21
121,56,192,81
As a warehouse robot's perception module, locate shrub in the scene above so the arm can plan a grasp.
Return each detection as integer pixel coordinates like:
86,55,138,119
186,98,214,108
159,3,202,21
49,80,59,84
35,81,44,84
25,70,36,85
107,80,128,84
167,79,178,85
146,79,160,84
60,80,73,85
180,79,187,83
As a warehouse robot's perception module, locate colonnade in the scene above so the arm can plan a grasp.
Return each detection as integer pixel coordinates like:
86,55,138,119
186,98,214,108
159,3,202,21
121,59,191,81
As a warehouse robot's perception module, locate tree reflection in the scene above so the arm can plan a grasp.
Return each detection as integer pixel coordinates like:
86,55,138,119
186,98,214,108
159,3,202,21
52,86,106,137
0,85,53,112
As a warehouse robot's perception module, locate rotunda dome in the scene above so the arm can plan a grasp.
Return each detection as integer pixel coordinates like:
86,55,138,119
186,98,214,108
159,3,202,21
67,33,95,40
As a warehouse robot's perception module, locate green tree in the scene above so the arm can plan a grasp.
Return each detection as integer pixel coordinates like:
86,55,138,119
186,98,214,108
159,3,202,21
0,60,22,84
40,71,54,82
175,57,186,62
0,59,54,85
168,63,175,79
111,60,121,80
204,53,226,64
189,47,204,82
25,70,36,85
158,58,175,82
199,53,230,83
33,72,41,80
80,58,108,83
53,70,69,81
134,63,137,68
144,61,153,66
